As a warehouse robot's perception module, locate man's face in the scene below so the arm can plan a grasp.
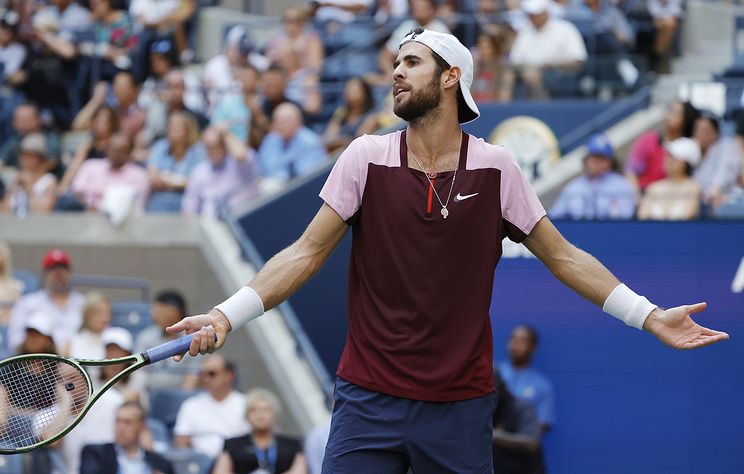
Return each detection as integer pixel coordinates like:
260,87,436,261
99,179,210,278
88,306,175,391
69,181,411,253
411,0,436,25
528,11,549,29
13,106,40,136
199,356,231,396
263,72,286,101
113,73,137,105
165,75,185,107
152,301,182,330
585,154,613,178
392,42,444,122
44,266,71,293
508,326,536,365
107,135,131,168
115,405,143,448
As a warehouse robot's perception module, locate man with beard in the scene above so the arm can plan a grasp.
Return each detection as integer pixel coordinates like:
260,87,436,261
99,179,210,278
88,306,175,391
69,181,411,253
8,249,84,353
169,28,728,473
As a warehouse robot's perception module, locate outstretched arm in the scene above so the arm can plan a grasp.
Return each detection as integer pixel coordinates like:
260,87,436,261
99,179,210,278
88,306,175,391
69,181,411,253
167,203,349,356
522,217,728,349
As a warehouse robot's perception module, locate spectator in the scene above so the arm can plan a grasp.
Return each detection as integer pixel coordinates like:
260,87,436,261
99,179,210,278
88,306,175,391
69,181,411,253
367,0,451,87
146,110,205,212
647,0,682,73
472,24,515,102
31,0,91,62
79,0,138,81
496,325,555,433
182,126,259,217
492,368,545,474
549,134,636,220
278,48,322,116
323,77,375,153
210,65,259,144
129,0,196,71
304,419,330,474
1,133,59,216
692,113,743,207
261,64,303,123
62,291,110,359
0,103,60,172
8,249,84,353
0,242,22,325
62,102,120,191
134,289,200,391
373,0,409,25
638,136,702,220
80,402,174,474
509,0,587,98
69,131,150,211
257,103,326,181
173,354,251,458
0,10,27,87
112,71,147,137
203,25,269,113
214,388,307,474
625,100,699,192
16,310,57,355
141,68,207,146
99,327,147,402
266,6,324,74
309,0,373,24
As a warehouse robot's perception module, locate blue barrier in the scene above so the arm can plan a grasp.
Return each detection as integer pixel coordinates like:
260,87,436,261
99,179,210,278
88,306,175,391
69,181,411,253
235,165,743,474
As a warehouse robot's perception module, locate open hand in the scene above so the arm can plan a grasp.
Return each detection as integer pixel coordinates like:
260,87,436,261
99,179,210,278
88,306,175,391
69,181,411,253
166,309,231,361
643,303,729,350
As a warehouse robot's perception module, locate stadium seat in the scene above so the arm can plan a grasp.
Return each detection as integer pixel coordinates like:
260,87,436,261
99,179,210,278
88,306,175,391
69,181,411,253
146,417,171,453
149,389,198,435
111,301,152,340
163,449,213,474
12,269,39,295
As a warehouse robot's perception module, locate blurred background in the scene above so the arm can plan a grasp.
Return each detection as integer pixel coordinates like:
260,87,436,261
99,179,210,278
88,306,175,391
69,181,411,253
0,0,742,472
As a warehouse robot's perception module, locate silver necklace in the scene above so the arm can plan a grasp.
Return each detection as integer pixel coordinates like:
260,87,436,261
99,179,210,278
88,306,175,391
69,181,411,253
407,139,459,219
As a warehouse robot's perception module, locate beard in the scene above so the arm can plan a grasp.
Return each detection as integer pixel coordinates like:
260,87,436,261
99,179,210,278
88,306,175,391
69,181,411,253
393,75,442,123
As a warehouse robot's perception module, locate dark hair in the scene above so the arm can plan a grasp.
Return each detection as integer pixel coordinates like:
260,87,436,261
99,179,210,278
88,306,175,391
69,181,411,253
680,101,701,138
224,359,236,375
266,63,287,76
516,324,539,346
344,77,374,116
429,49,470,123
696,111,720,135
93,105,120,135
154,289,187,316
118,401,146,421
684,162,694,177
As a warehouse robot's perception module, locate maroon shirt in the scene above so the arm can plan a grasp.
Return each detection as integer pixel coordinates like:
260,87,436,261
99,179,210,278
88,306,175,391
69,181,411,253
320,130,545,401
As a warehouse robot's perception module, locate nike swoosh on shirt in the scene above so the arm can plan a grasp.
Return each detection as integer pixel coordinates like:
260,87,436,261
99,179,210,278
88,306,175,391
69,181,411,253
454,192,479,202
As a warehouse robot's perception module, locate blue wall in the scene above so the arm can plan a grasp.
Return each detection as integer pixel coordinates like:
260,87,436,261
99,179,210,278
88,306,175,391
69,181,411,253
237,169,744,473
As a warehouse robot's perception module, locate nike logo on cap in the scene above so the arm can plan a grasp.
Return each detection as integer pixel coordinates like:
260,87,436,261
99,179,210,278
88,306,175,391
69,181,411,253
454,192,478,202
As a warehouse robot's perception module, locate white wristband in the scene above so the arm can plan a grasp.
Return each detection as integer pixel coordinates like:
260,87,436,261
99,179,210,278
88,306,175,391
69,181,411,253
602,284,657,330
214,287,265,330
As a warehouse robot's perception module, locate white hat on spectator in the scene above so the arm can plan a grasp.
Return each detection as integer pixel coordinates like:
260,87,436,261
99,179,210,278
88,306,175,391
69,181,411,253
665,137,701,166
522,0,551,14
102,327,134,353
399,28,480,124
25,312,54,337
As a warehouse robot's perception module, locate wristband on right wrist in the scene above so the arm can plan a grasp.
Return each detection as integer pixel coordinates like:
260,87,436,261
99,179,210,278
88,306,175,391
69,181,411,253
214,287,265,330
602,283,657,330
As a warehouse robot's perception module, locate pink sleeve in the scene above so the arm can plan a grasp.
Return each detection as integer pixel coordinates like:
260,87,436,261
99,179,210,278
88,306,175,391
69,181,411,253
319,137,369,222
500,155,546,242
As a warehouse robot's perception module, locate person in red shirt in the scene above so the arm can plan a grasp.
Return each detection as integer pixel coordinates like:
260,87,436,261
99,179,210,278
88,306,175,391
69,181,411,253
169,29,728,473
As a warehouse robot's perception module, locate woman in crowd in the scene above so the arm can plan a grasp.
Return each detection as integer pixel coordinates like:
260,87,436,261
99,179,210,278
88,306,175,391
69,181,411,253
62,292,111,359
0,242,22,325
214,388,307,474
1,133,58,216
691,112,743,208
322,77,375,153
61,103,120,192
638,137,702,220
472,24,514,102
625,100,699,193
265,6,324,74
146,111,205,212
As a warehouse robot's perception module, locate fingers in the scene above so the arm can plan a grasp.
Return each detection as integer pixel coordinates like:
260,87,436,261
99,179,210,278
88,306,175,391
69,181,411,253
166,319,189,334
686,302,708,315
188,326,217,357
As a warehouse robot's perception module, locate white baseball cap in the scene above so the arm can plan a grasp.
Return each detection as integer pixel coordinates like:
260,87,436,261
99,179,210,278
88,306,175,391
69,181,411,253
102,327,133,353
399,28,480,124
25,312,54,338
665,137,701,166
522,0,551,14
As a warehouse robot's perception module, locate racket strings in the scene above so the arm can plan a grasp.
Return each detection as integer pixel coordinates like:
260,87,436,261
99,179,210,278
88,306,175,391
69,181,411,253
0,358,90,450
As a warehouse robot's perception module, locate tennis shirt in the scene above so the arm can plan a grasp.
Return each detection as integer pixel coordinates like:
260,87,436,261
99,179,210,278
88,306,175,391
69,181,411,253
319,130,546,402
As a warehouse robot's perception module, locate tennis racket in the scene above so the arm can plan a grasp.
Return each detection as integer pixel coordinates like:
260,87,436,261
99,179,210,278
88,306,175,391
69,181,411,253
0,331,215,454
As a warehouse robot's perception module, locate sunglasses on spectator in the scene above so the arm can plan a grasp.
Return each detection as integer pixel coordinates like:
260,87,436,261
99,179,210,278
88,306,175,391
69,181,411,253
199,369,222,378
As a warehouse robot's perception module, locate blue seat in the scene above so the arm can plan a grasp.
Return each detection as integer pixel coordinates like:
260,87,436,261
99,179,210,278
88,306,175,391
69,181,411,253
111,301,152,340
146,417,171,453
149,389,198,434
0,454,23,473
12,269,39,295
163,449,213,474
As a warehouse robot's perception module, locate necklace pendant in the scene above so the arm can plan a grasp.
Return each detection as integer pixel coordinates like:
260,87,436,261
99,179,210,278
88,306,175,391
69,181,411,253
441,207,449,219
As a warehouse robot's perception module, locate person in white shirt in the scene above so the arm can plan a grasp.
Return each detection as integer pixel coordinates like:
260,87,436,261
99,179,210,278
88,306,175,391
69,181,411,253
510,0,588,98
310,0,373,24
173,354,251,458
7,249,84,353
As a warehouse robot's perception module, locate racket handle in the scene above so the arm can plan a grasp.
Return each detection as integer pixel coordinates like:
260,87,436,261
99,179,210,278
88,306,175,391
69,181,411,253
144,330,219,364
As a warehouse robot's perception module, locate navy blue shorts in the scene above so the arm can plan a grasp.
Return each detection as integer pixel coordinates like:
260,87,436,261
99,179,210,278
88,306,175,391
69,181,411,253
321,378,497,473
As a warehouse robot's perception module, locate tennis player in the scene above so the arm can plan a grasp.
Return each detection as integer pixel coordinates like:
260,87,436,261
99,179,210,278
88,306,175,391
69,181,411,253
169,29,729,473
